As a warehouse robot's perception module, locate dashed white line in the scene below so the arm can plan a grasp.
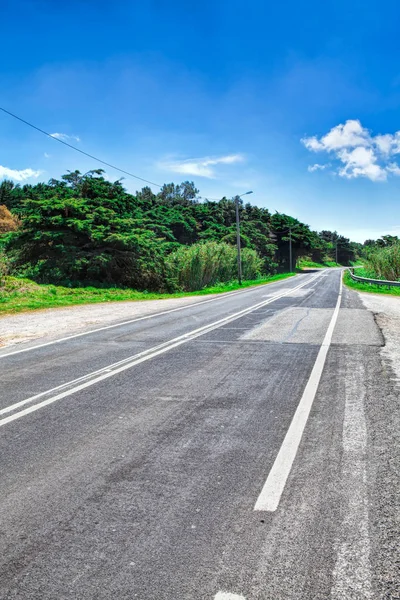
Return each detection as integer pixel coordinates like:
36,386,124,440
254,273,342,512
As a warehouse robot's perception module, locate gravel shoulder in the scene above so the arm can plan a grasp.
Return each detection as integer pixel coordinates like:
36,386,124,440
360,291,400,382
356,294,400,600
0,294,219,348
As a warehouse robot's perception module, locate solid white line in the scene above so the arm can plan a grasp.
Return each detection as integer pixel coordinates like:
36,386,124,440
0,273,323,428
0,276,301,359
254,273,342,512
214,593,246,600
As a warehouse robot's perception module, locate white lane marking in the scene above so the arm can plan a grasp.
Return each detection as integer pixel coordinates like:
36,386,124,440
0,277,301,359
254,273,342,512
331,364,371,599
1,275,322,420
214,593,246,600
0,273,324,427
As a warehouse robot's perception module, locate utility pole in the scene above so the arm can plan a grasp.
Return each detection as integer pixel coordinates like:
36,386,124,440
332,234,338,264
289,225,300,272
235,196,242,285
234,191,253,285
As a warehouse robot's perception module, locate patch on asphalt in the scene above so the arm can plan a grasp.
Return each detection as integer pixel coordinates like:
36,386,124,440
241,307,384,346
242,307,334,344
332,309,384,346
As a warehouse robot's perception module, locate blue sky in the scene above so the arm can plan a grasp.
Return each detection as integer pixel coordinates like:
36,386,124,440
2,0,400,242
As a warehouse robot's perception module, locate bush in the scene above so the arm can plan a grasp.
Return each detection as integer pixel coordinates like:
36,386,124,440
367,243,400,281
0,249,9,286
0,205,20,233
166,241,263,291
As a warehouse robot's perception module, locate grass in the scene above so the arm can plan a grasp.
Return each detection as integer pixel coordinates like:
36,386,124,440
298,259,364,269
298,259,341,269
0,273,296,315
349,260,365,267
343,269,400,296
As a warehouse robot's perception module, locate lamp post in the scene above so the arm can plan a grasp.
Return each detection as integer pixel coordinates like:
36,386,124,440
235,191,253,284
288,225,301,273
332,234,338,265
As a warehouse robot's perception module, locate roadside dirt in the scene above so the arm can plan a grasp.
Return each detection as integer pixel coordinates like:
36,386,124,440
360,292,400,382
0,295,217,348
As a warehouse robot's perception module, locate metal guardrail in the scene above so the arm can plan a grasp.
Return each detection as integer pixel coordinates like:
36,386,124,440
347,267,400,288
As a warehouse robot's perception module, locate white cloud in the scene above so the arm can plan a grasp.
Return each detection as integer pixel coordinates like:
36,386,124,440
161,154,244,178
374,134,393,154
50,132,81,142
308,163,330,172
44,152,51,158
386,162,400,176
392,132,400,154
302,120,400,181
303,120,370,152
0,166,42,182
338,147,387,181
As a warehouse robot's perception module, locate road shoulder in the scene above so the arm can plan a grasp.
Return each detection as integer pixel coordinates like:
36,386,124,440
357,291,400,600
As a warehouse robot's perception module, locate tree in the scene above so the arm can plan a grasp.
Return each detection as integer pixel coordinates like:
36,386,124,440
0,180,15,207
6,171,170,289
2,169,362,289
336,236,356,265
0,205,20,233
270,213,317,270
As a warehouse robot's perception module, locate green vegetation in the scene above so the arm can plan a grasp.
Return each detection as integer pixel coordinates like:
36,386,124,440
365,242,400,281
348,236,400,294
0,169,362,311
343,270,400,296
167,241,262,290
298,259,340,269
347,267,375,278
344,235,400,295
0,273,295,315
349,260,364,266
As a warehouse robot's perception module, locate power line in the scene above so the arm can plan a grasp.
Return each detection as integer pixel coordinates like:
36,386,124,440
0,106,234,202
0,106,162,188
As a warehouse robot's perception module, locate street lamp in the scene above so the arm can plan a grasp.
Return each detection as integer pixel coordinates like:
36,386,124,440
331,234,338,265
288,224,301,273
235,191,253,284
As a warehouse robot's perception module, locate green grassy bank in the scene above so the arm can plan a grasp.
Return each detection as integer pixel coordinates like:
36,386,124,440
343,269,400,296
298,259,363,269
298,259,340,269
0,273,295,316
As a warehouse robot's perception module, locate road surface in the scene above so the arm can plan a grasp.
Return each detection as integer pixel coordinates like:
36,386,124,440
0,270,398,599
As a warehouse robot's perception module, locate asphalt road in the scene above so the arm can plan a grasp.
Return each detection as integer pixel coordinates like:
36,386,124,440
0,270,398,599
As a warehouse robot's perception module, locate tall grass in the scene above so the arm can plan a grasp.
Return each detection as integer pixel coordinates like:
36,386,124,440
367,243,400,281
166,241,263,291
0,248,9,286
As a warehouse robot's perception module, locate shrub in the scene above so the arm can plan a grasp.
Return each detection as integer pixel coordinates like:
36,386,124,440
166,241,263,291
0,249,9,286
367,243,400,281
0,205,20,233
